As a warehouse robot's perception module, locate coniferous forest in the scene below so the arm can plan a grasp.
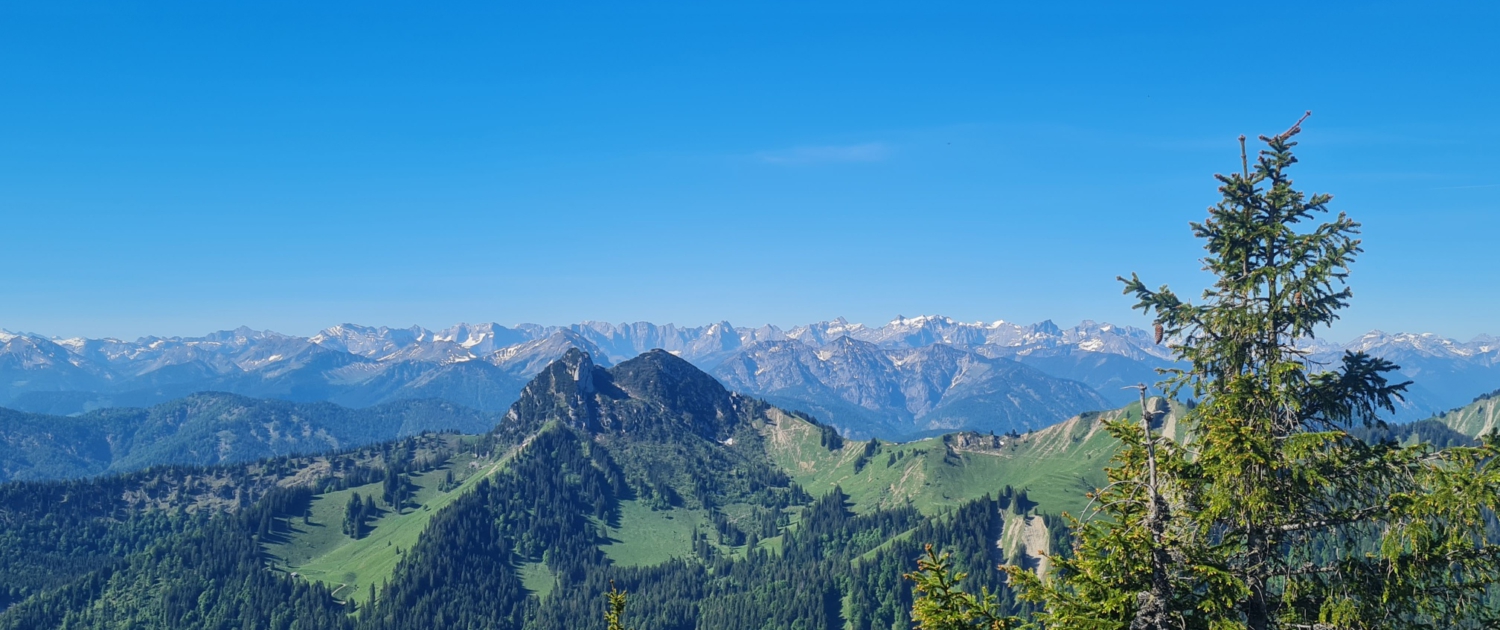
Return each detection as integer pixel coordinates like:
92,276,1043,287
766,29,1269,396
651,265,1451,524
0,409,1045,629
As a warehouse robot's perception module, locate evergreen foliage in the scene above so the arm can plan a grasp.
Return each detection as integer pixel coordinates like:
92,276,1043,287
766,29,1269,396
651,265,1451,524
907,544,1018,629
0,397,1044,630
0,393,493,482
344,492,376,539
817,421,844,451
605,582,632,630
853,438,880,473
381,463,412,512
1348,418,1474,449
0,433,458,618
0,488,352,630
998,116,1500,629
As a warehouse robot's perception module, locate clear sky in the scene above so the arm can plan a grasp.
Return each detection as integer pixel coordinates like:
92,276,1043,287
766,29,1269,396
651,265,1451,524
2,1,1496,341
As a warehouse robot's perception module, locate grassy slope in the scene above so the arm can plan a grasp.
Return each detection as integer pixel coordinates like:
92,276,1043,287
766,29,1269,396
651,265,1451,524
518,562,556,600
266,450,509,603
1432,392,1500,438
760,405,1163,517
268,400,1173,594
267,428,715,602
598,500,709,567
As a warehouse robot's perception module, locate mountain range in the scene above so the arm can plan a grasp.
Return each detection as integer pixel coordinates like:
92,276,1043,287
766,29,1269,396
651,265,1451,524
3,316,1495,436
3,342,1488,629
0,346,1090,628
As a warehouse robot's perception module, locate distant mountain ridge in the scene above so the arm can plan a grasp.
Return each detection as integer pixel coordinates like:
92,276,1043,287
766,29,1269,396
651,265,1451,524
3,316,1496,430
713,337,1110,438
0,315,1175,377
0,392,495,482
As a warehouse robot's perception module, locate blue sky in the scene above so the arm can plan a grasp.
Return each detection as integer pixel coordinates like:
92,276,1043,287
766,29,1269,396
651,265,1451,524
2,2,1497,341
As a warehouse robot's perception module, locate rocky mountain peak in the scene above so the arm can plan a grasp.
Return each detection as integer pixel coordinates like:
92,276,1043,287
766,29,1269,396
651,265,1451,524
609,349,736,417
499,348,746,443
1029,319,1062,336
499,348,606,436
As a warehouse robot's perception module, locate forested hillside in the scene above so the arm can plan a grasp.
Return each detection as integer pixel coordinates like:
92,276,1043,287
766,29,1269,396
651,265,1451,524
0,393,494,482
0,349,1104,629
0,337,1489,629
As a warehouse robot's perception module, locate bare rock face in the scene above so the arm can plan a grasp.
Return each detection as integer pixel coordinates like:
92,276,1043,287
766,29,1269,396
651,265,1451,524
500,348,606,437
1144,397,1171,428
947,431,1004,451
714,337,1110,439
497,348,748,443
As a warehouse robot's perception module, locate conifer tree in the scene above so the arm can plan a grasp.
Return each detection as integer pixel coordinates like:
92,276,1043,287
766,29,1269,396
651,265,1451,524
1007,114,1500,629
913,115,1500,630
605,581,633,630
907,544,1019,630
344,492,366,539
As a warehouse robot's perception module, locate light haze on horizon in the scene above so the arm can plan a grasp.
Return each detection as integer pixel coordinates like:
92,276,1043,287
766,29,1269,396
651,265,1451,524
2,2,1496,341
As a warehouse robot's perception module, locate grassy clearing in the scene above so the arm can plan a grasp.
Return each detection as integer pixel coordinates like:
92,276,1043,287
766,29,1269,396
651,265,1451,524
267,451,509,603
598,499,707,567
518,562,556,600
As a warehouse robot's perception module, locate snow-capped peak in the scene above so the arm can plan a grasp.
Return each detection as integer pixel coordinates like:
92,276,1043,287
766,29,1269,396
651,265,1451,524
887,314,954,328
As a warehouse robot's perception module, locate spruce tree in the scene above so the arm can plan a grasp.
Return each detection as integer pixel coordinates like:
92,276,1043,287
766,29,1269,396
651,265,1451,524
344,492,365,539
1006,114,1500,629
907,544,1019,630
908,115,1500,630
605,581,633,630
